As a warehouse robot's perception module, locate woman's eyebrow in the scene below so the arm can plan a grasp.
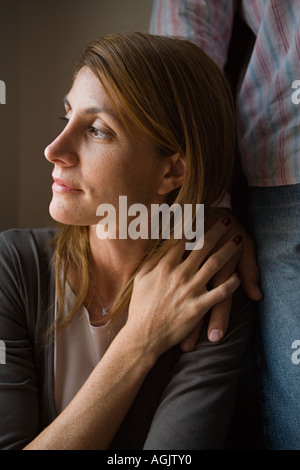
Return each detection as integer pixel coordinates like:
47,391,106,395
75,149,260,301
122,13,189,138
63,96,119,120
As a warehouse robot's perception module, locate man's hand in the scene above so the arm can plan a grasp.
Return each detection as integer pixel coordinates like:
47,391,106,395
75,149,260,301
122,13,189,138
180,208,262,351
128,217,243,358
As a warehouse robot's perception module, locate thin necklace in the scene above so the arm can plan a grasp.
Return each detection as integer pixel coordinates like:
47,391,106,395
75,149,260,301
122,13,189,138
95,291,112,317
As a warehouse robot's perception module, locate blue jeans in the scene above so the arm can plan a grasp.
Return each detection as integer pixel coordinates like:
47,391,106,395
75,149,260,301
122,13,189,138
249,184,300,450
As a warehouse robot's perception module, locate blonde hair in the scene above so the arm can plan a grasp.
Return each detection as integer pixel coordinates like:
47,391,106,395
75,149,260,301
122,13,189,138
53,32,236,332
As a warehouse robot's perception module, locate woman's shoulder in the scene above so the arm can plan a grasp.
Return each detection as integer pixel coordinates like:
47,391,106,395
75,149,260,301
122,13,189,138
0,226,59,257
0,226,59,283
0,226,59,333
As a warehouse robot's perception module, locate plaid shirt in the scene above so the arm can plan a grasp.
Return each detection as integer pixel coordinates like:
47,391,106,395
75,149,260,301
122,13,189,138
150,0,300,187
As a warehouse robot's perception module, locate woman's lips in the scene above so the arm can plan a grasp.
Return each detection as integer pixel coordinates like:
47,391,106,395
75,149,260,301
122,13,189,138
52,177,83,194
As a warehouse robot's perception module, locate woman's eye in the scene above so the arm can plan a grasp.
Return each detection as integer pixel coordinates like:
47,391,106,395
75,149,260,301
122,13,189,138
89,127,108,140
58,116,111,141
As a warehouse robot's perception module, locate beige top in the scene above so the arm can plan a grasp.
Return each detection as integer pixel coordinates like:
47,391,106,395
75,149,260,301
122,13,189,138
54,281,112,414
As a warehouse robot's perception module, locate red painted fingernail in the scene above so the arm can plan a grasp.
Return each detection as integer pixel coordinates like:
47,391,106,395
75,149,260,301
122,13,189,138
233,235,243,245
221,217,231,226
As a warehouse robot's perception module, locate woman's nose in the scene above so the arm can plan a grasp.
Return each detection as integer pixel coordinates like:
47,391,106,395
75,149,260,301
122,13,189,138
44,125,79,167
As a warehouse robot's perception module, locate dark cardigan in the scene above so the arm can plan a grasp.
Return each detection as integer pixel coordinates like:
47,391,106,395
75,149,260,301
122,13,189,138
0,228,255,449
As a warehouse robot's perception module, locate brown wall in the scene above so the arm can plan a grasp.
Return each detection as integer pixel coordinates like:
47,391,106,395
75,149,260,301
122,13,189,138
0,0,153,231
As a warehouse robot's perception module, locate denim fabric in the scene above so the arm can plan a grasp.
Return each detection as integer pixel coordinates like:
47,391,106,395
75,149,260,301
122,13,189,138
250,184,300,450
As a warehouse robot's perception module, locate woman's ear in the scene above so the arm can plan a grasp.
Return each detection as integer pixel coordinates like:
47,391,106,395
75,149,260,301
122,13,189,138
157,152,186,195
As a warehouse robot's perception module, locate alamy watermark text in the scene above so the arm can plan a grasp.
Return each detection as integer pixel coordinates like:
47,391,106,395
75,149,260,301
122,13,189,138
0,340,6,364
96,196,204,250
291,340,300,365
291,80,300,104
0,80,6,104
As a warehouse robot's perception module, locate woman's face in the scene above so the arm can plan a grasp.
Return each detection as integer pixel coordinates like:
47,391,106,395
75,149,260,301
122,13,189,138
45,66,166,227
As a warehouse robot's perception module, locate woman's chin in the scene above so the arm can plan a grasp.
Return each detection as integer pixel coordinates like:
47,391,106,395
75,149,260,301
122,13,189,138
49,200,84,226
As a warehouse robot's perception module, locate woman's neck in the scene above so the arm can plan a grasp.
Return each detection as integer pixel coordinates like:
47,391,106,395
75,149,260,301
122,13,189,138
88,225,149,308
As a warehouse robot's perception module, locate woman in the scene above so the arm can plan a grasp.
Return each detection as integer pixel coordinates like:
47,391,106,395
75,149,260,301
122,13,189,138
0,32,254,450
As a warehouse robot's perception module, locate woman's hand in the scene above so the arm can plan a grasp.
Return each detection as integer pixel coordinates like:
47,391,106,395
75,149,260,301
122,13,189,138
124,217,243,360
180,208,262,351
